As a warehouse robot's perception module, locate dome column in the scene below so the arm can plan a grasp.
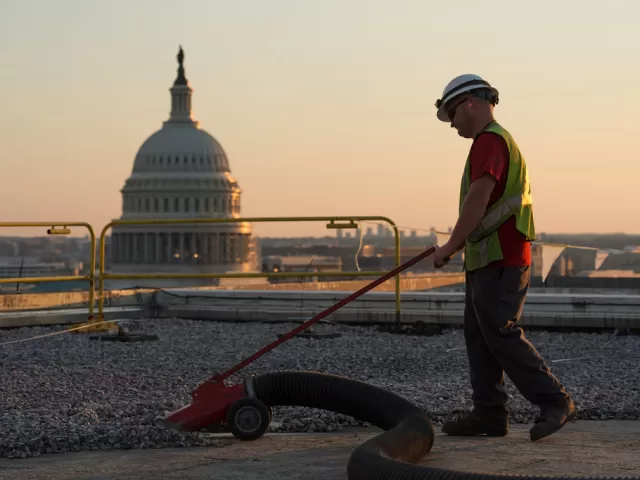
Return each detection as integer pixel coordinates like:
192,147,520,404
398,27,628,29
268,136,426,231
155,233,161,263
148,233,155,263
118,234,123,263
144,233,151,263
132,234,139,263
120,233,131,263
125,234,131,263
209,233,218,265
190,233,196,263
165,233,172,262
201,233,209,264
213,233,219,264
147,233,153,263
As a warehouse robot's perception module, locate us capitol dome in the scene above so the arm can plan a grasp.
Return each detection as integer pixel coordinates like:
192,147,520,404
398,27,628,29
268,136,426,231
108,47,260,288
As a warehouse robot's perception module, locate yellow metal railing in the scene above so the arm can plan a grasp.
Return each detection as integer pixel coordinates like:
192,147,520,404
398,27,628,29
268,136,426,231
97,216,401,319
0,222,96,317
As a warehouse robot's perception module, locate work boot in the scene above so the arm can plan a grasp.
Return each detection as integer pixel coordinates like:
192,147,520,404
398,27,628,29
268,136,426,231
530,397,577,441
441,406,509,437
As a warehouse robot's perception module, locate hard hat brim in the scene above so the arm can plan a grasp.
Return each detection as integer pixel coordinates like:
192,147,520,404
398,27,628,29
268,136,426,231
435,83,497,123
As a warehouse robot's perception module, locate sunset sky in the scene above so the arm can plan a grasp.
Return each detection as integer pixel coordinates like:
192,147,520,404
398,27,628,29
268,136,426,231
2,0,639,238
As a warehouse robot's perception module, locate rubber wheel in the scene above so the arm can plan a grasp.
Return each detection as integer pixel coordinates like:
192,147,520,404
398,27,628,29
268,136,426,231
226,397,271,441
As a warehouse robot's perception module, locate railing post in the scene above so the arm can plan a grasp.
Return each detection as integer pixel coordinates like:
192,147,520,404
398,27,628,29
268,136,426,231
98,223,109,319
392,224,401,330
87,226,96,319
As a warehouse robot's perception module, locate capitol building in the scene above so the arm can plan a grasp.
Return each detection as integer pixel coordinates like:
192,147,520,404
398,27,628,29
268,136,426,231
108,47,260,288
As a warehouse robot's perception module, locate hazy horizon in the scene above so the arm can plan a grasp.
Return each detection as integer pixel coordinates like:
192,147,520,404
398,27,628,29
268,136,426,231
2,1,639,238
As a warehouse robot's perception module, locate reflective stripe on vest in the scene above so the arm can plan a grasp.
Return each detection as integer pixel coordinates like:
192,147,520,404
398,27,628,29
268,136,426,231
469,190,532,243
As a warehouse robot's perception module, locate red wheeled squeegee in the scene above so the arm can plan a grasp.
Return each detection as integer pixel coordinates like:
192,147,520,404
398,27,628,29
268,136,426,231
157,246,437,432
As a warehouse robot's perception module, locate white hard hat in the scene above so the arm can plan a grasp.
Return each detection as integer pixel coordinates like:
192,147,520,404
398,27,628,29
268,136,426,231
435,74,499,122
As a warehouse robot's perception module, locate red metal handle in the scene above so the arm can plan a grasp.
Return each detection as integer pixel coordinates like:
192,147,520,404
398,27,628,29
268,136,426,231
215,246,437,382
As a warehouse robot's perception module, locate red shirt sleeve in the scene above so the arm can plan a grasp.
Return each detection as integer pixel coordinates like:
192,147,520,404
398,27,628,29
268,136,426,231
468,133,509,184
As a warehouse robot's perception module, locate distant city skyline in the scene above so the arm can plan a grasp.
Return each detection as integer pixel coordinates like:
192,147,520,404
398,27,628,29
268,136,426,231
2,1,639,238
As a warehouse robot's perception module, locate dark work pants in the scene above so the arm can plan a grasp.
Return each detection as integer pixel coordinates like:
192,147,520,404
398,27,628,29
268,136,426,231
464,265,570,411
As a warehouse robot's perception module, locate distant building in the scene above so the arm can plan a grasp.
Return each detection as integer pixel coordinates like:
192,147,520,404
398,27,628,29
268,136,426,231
0,256,84,293
262,255,342,283
108,47,262,288
0,257,82,279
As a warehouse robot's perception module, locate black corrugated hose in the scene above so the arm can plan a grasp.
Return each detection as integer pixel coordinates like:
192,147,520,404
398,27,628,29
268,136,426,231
250,371,638,480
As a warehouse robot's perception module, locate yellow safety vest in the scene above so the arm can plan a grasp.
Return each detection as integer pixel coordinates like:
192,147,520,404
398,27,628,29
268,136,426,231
459,122,535,271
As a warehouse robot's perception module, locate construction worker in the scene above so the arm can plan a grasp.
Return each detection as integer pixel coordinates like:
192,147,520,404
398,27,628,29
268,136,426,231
432,74,576,441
